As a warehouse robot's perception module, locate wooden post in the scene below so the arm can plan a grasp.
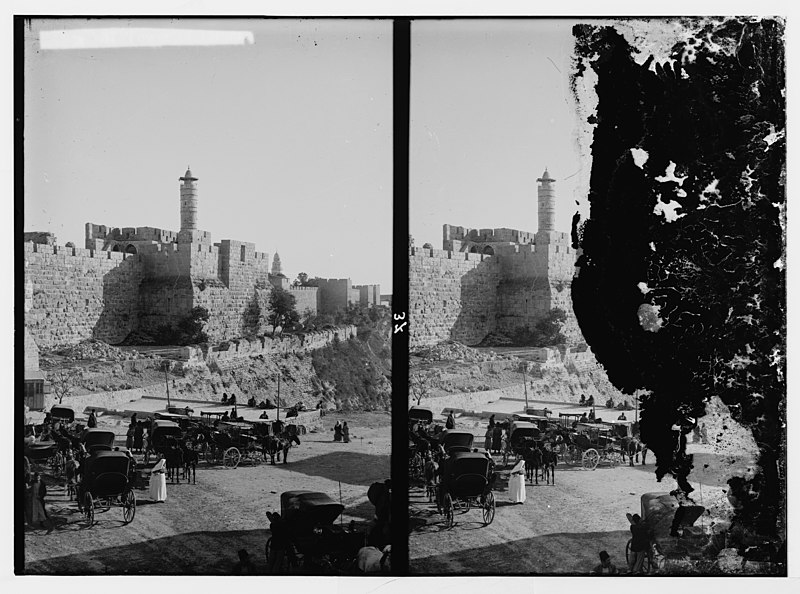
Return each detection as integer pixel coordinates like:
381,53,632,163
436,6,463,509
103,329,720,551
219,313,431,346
276,374,281,422
164,361,171,410
522,365,529,412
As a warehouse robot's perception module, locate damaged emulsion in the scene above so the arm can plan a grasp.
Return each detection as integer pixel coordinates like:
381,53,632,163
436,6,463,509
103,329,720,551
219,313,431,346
570,18,785,565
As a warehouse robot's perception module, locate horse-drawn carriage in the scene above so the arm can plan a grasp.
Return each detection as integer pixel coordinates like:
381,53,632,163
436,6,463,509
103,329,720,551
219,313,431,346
76,450,136,527
625,492,709,574
437,429,475,455
565,422,625,469
81,428,117,453
502,421,541,467
439,451,496,529
409,406,434,427
266,490,365,574
201,421,262,468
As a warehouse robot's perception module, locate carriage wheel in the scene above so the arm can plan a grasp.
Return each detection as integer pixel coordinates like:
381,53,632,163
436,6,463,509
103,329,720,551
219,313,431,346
625,538,631,564
223,447,241,469
582,449,600,470
482,491,496,526
443,493,454,529
265,537,272,568
84,492,95,527
122,489,136,524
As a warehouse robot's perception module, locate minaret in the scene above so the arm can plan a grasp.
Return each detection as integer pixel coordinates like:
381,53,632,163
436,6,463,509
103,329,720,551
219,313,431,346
271,252,283,276
536,168,556,232
179,166,198,231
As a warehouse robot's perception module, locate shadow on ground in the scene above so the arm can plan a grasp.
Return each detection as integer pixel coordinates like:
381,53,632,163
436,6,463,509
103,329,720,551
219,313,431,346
23,528,271,575
283,451,390,486
410,529,632,575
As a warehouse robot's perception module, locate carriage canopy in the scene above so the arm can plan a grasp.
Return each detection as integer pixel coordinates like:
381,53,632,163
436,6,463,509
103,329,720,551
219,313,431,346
50,405,75,423
640,492,705,540
409,406,434,424
439,430,475,453
151,420,182,442
280,490,344,528
82,450,131,480
443,451,492,498
508,421,540,445
81,428,116,451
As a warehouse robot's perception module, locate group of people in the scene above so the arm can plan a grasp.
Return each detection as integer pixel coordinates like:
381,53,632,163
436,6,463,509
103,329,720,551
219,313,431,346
333,420,351,443
579,394,595,407
125,416,149,454
484,415,505,455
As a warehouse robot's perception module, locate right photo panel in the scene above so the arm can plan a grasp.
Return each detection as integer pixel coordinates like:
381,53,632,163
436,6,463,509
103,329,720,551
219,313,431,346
407,18,786,576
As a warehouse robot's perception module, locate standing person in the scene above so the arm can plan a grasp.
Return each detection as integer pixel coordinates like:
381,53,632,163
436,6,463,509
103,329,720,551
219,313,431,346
333,420,342,442
484,426,492,452
641,444,649,465
445,411,455,430
492,425,502,455
508,458,526,504
87,409,97,429
29,472,48,528
149,454,167,502
342,422,351,443
126,422,135,451
488,414,496,430
266,511,288,574
133,421,144,454
64,451,78,499
627,513,653,574
591,550,618,575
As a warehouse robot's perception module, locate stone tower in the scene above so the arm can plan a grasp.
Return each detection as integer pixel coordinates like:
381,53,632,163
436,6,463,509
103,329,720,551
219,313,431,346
271,252,283,276
536,168,556,232
179,166,198,231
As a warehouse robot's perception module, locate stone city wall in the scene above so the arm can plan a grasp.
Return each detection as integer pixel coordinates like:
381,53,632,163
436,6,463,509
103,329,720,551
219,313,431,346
181,325,358,367
289,286,319,316
409,247,500,349
24,242,145,349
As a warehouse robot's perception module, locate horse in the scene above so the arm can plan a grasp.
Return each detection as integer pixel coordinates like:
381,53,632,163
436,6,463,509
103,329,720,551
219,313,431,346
263,434,298,464
179,440,199,484
541,446,558,485
621,437,642,466
164,441,185,483
524,443,544,484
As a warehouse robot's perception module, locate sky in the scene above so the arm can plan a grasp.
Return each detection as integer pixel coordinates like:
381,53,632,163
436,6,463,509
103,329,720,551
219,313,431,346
23,18,393,292
410,19,590,247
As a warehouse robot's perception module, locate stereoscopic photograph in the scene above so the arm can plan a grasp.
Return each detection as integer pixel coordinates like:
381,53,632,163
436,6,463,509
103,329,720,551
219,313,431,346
407,17,786,576
20,17,393,575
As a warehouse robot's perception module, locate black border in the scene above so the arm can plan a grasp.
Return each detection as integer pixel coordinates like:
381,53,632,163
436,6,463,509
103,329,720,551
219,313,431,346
391,17,410,576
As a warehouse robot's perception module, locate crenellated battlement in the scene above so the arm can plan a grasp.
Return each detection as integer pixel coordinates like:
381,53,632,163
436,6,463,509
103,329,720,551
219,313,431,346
25,166,380,350
411,170,582,348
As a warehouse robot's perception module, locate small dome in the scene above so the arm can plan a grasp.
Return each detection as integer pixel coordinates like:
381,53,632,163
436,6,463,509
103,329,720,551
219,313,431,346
180,166,198,181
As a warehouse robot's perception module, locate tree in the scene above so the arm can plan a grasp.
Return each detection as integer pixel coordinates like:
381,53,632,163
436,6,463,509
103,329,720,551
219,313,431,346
268,287,299,331
177,306,210,345
410,372,430,406
533,308,567,346
48,367,79,404
572,19,785,547
296,272,309,286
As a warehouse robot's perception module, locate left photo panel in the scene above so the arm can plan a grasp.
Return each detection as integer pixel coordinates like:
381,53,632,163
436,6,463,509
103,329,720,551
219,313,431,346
19,17,393,575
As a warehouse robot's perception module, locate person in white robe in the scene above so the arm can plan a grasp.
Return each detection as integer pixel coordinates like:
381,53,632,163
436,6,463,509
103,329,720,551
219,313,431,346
508,458,526,504
149,455,167,502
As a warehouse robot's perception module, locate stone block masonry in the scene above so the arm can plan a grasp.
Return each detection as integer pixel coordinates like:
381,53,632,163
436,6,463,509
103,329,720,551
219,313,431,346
409,247,500,348
24,242,144,349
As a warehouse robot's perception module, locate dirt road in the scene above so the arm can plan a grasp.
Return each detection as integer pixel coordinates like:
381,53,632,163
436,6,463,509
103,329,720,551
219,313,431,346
23,412,391,575
409,441,742,574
